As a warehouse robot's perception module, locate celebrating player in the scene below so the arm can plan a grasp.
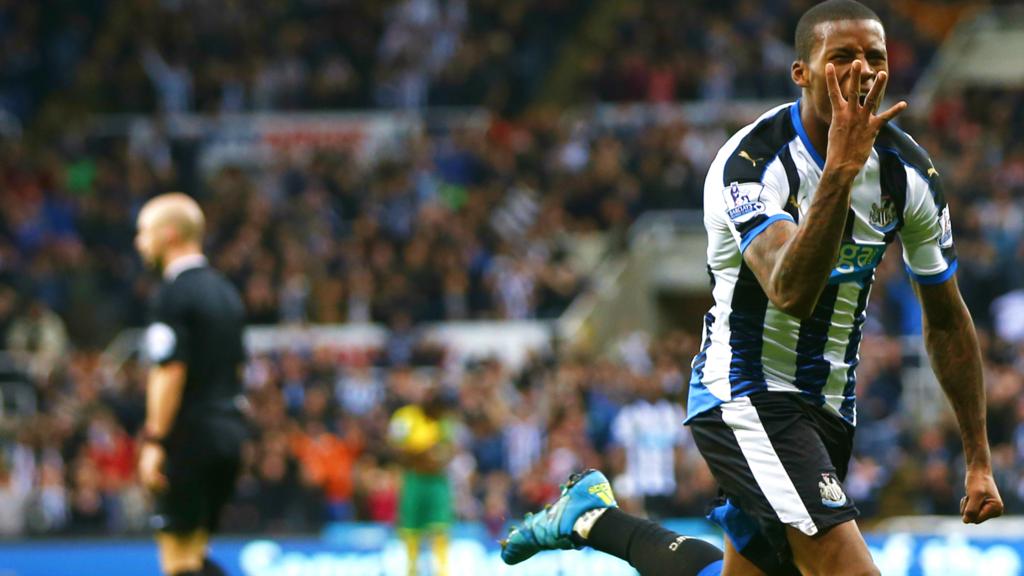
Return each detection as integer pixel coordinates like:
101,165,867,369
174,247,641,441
501,1,1003,575
135,193,249,576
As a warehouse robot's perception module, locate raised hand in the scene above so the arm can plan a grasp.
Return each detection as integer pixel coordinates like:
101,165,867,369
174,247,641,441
824,60,907,178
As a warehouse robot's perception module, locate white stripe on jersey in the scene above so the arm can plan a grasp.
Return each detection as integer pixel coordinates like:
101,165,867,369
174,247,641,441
721,397,818,536
821,282,866,420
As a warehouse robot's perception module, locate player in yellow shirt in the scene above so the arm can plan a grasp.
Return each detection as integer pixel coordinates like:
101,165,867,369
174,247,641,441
388,386,455,576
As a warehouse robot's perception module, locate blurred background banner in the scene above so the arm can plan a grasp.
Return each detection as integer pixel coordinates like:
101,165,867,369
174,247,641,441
3,521,1024,576
1,0,1024,574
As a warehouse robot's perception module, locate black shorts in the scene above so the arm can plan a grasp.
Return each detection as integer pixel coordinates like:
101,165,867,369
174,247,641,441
688,392,858,573
152,417,246,534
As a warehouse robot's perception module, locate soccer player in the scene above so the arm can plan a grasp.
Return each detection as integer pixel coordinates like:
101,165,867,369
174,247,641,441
501,1,1003,575
135,193,248,576
388,385,456,576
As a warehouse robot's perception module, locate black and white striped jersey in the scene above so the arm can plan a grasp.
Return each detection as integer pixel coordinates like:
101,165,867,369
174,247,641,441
611,399,686,497
687,100,956,426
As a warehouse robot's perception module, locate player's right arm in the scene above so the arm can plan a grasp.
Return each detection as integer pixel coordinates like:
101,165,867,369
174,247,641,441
744,61,906,318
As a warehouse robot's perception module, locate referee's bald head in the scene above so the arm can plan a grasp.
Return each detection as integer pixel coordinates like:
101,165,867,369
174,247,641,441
795,0,882,61
139,193,205,241
135,192,205,269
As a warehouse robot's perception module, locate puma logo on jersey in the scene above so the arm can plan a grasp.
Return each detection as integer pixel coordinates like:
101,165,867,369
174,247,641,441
588,482,616,506
738,150,765,167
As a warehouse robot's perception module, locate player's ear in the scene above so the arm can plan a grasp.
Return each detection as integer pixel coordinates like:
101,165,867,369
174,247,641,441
792,60,810,89
159,221,179,247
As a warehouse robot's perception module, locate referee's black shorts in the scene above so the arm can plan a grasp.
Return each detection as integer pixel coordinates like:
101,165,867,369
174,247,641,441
688,391,858,573
151,417,247,535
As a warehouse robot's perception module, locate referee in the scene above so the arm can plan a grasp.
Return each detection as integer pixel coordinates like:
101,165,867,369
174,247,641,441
135,193,247,576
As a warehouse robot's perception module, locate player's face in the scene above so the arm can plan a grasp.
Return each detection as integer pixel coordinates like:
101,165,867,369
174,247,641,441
794,19,889,124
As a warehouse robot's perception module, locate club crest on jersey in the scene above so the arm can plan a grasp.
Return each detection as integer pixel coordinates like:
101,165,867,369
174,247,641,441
819,473,847,508
869,198,898,232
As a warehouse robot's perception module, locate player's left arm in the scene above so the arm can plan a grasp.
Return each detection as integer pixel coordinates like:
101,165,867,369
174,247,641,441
917,278,1003,524
903,163,1003,523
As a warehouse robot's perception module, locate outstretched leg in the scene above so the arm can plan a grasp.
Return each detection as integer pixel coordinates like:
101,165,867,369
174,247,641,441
501,470,723,576
578,507,724,576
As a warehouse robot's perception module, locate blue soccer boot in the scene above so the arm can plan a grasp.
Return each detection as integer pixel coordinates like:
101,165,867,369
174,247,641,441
500,469,618,565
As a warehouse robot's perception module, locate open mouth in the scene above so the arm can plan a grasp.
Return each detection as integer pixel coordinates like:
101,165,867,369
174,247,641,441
858,93,868,106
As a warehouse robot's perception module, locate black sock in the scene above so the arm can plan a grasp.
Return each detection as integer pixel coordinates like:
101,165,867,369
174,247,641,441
202,558,227,576
583,508,723,576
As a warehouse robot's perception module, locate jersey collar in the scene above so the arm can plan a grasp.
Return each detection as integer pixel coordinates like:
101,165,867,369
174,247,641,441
163,253,208,281
791,99,826,170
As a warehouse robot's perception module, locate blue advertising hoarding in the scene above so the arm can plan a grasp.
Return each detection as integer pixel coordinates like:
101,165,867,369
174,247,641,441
1,521,1021,576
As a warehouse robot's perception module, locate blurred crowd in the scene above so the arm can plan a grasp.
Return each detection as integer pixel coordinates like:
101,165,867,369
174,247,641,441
573,0,957,104
0,105,726,349
1,0,584,123
2,313,1023,537
0,0,1023,541
0,0,976,126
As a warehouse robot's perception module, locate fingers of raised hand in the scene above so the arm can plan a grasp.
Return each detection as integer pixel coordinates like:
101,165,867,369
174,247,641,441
873,100,908,125
848,60,862,103
863,70,887,112
825,63,845,109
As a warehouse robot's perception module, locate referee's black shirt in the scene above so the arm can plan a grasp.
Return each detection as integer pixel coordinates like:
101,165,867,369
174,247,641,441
143,256,245,449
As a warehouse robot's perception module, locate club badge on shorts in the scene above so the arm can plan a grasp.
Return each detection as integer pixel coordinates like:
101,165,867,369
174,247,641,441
819,472,848,508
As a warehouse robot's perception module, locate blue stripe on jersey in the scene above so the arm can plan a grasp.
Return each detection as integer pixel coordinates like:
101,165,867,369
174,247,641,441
685,312,722,422
792,284,840,393
841,276,874,423
907,258,958,285
728,263,768,397
740,213,794,253
791,100,825,170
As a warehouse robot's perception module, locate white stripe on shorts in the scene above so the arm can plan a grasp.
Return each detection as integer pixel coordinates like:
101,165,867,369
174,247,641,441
720,396,818,536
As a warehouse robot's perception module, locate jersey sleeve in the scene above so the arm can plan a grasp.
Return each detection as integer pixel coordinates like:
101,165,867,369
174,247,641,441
144,287,191,366
716,167,795,254
900,170,957,285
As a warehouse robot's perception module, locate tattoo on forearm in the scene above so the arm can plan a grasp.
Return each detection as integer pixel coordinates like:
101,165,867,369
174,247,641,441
923,286,989,467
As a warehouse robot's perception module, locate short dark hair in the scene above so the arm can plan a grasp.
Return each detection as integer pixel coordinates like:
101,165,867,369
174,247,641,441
795,0,882,61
